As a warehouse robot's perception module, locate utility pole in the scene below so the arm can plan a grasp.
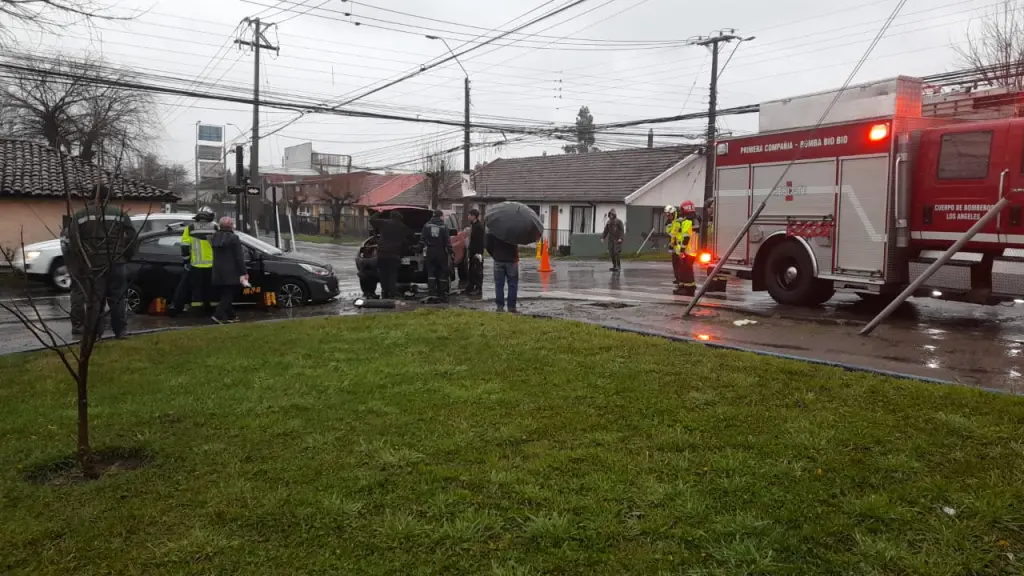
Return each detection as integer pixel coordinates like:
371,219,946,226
463,76,471,226
236,17,278,234
692,30,752,249
427,35,472,225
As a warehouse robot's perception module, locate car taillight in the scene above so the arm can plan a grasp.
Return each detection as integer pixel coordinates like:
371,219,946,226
699,252,712,264
869,123,889,141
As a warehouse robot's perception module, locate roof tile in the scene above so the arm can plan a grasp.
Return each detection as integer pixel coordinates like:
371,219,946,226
0,139,178,201
473,146,697,203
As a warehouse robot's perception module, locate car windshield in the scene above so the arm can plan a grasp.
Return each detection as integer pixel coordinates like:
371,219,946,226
237,232,284,255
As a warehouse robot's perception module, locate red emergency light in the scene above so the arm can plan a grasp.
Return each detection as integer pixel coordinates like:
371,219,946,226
868,123,889,141
698,252,712,264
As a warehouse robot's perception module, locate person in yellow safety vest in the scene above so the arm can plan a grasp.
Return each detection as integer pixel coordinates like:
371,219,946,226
173,206,218,317
665,201,698,296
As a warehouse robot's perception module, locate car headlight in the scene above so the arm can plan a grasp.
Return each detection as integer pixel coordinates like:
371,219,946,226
15,251,41,265
299,263,331,277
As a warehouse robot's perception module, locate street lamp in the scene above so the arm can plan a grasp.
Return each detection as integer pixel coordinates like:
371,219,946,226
427,34,472,218
426,35,468,78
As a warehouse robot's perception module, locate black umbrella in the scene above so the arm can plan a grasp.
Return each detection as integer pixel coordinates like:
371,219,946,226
483,201,545,245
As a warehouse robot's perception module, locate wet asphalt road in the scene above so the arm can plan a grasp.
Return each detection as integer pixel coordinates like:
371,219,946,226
1,242,1021,392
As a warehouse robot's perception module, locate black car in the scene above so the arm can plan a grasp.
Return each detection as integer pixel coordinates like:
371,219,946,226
124,227,340,313
355,206,467,298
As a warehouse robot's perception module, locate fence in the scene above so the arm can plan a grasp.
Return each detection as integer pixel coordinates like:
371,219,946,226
259,212,370,239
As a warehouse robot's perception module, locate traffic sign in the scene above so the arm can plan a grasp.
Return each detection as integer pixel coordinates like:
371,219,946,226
246,186,261,196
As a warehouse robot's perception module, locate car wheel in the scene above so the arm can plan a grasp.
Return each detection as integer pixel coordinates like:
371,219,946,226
275,278,308,308
124,284,144,314
763,240,828,307
49,258,71,292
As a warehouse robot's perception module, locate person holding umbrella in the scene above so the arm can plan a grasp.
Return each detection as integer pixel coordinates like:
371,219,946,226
486,232,519,312
483,202,545,313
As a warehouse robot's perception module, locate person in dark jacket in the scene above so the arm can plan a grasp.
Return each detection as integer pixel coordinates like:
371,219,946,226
485,233,519,313
466,209,485,296
210,216,248,324
601,209,625,272
422,209,452,302
369,210,412,299
61,185,137,339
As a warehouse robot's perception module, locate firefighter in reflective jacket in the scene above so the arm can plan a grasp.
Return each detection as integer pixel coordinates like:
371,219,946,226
423,209,452,303
174,207,217,316
665,201,698,296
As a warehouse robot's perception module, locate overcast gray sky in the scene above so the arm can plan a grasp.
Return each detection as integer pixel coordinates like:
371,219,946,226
7,0,994,174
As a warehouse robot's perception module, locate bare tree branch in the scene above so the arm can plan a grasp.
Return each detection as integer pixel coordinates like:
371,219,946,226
0,0,135,42
422,142,458,211
2,53,154,167
954,0,1024,90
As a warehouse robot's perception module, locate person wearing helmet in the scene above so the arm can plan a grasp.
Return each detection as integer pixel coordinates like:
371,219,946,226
171,207,217,316
666,201,698,296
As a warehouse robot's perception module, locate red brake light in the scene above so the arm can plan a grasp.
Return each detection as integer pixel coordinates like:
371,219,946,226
699,252,712,264
869,123,888,141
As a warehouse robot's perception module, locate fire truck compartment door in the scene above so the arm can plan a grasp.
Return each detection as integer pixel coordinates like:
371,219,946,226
913,125,1008,243
999,122,1024,243
751,161,835,273
715,166,750,264
836,155,890,275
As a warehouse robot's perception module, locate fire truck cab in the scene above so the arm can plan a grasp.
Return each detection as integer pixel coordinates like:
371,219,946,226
712,76,1024,306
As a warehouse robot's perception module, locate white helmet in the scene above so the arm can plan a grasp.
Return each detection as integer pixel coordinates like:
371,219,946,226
664,205,677,215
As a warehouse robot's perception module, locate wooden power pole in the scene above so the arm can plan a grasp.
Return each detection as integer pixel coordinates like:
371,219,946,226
236,17,278,233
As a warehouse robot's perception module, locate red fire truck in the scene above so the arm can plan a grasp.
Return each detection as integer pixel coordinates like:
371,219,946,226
710,76,1024,306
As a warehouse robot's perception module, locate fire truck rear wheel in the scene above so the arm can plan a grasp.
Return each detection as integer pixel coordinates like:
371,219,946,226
764,240,829,306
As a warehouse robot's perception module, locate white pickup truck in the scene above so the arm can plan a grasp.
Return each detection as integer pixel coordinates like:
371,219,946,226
9,212,196,292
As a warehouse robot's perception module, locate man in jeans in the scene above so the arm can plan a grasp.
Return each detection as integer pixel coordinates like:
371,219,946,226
485,232,519,312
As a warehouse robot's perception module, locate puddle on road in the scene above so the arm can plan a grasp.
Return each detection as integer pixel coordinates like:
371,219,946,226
587,302,632,309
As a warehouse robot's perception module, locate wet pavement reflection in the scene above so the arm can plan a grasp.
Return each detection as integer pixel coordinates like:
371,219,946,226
2,243,1021,393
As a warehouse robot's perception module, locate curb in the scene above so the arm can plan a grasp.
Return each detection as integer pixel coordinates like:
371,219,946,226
515,311,1014,396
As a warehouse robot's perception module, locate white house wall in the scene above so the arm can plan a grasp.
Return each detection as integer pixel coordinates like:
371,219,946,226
626,156,707,208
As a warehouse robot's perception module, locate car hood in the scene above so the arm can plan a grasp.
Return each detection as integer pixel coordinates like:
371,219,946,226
370,205,433,230
21,238,62,251
268,252,333,272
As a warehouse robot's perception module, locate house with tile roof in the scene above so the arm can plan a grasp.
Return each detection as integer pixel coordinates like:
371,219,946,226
469,146,701,253
0,139,179,250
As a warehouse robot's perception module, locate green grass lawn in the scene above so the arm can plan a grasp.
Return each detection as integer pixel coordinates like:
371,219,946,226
2,311,1023,575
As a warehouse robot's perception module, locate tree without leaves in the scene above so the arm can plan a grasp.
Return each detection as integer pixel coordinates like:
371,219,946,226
320,178,360,239
0,0,132,41
0,145,148,478
123,153,189,197
955,0,1024,90
4,55,155,168
422,142,458,210
563,106,599,154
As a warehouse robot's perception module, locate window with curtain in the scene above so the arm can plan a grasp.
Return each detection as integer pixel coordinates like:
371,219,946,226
570,206,594,234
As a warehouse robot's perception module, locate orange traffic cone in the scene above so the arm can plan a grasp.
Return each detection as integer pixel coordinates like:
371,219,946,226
148,297,167,315
539,238,553,273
